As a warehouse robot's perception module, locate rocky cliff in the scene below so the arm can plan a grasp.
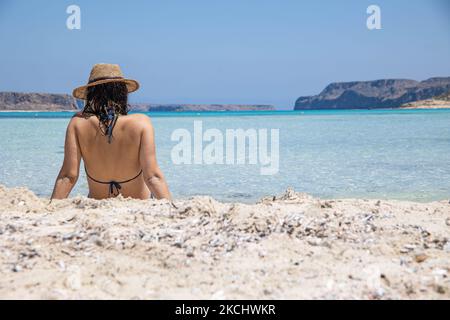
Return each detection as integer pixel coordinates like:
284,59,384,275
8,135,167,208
294,77,450,110
0,92,78,111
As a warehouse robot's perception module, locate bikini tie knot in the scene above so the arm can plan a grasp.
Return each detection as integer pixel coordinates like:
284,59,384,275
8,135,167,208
99,109,117,144
109,181,122,196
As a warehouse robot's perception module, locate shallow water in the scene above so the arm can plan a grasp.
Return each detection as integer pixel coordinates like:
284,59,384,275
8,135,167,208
1,109,449,202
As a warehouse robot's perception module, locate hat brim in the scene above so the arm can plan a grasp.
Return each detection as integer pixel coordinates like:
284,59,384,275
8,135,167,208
72,78,140,100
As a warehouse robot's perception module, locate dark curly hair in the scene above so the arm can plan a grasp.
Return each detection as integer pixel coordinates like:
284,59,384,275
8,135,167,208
81,82,129,143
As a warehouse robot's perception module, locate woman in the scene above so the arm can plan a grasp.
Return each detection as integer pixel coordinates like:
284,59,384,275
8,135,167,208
51,63,171,200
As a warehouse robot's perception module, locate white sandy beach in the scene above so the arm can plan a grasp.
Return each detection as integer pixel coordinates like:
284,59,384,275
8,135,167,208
0,184,449,299
401,99,450,109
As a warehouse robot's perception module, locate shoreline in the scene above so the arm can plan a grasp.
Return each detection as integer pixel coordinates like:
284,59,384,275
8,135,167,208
400,98,450,109
400,106,450,110
1,185,449,299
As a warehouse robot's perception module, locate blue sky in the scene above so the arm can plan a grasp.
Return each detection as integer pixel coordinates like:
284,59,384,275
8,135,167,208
0,0,449,109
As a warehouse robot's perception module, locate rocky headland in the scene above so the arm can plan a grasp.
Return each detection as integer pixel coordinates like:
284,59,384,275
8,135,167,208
295,77,450,110
0,92,79,111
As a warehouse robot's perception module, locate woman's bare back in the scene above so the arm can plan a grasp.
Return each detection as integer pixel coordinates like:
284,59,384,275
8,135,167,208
74,113,150,199
51,113,171,200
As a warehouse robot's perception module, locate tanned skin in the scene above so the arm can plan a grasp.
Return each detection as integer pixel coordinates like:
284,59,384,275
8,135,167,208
51,113,171,200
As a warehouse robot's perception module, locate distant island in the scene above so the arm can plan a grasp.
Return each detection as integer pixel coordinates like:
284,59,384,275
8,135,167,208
0,92,274,112
294,77,450,110
130,103,275,112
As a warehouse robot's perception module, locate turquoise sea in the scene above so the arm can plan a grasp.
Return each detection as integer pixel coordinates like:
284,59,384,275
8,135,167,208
0,109,449,202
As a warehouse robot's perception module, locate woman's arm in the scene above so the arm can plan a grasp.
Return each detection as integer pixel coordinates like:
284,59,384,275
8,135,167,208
51,118,81,200
139,116,171,200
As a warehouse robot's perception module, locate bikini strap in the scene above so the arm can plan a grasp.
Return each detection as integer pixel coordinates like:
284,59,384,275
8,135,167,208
106,113,118,144
84,166,143,197
99,109,118,144
116,169,143,184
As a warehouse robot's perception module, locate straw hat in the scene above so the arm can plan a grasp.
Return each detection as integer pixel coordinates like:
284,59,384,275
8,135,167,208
72,63,140,100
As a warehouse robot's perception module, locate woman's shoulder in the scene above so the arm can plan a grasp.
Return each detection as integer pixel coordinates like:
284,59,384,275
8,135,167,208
71,111,85,119
71,111,95,123
125,113,153,126
68,112,85,124
127,113,150,120
69,112,94,126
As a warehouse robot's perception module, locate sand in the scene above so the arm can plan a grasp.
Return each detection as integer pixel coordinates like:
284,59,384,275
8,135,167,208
0,184,449,300
401,99,450,109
